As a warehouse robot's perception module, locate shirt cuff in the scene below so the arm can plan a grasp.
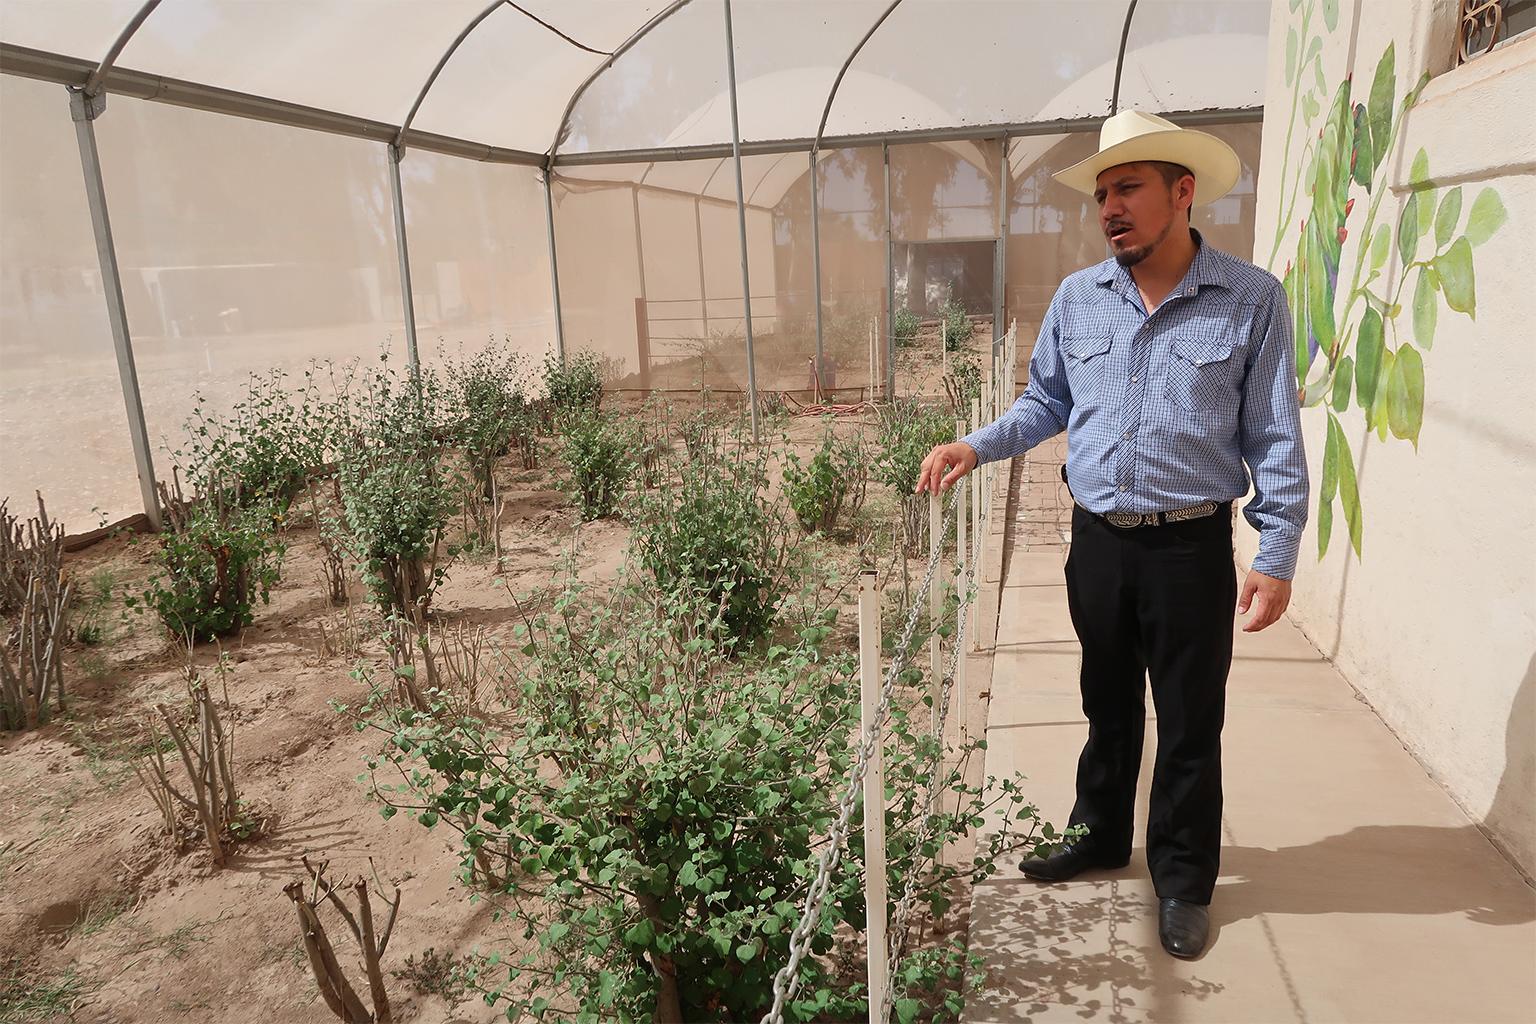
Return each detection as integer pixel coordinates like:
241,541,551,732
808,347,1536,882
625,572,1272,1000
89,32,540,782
1249,534,1300,581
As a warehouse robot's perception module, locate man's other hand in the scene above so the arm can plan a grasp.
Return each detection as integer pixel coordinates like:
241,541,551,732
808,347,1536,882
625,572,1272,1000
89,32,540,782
1237,569,1291,632
914,442,979,494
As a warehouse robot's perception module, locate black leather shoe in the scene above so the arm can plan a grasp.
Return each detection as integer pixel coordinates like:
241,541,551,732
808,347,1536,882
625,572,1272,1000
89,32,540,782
1158,898,1210,959
1018,841,1129,882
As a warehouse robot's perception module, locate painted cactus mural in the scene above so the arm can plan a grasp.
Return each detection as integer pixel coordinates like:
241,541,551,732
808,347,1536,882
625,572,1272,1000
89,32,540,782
1270,0,1507,561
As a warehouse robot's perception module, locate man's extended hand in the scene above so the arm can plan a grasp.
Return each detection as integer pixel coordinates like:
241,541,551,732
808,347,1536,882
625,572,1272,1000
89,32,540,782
1237,569,1291,632
914,442,979,494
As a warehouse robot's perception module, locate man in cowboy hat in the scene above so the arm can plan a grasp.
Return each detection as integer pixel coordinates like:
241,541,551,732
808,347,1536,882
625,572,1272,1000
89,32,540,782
915,110,1308,959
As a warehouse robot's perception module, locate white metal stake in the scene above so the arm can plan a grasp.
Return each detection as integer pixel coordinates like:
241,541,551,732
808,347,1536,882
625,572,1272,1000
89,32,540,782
928,489,942,741
858,571,888,1023
970,399,983,653
954,426,969,738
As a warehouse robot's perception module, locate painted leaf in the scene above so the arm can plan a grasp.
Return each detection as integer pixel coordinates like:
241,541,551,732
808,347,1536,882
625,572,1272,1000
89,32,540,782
1355,307,1385,409
1303,92,1321,123
1290,0,1302,11
1286,27,1298,84
1318,417,1339,559
1315,55,1327,98
1323,0,1340,32
1435,237,1476,317
1336,422,1363,557
1374,349,1396,440
1413,265,1439,350
1305,227,1336,357
1331,355,1354,412
1350,105,1374,190
1387,343,1426,448
1370,224,1390,271
1434,186,1463,249
1298,81,1355,363
1367,42,1396,173
1397,193,1419,266
1409,147,1430,186
1417,186,1436,239
1283,263,1309,383
1306,35,1323,65
1466,188,1508,246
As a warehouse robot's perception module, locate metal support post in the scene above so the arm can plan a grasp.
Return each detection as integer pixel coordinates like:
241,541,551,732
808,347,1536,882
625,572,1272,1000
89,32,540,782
995,134,1010,341
542,167,566,363
883,140,895,400
694,196,710,340
722,0,760,441
387,143,421,373
810,148,826,400
69,87,162,531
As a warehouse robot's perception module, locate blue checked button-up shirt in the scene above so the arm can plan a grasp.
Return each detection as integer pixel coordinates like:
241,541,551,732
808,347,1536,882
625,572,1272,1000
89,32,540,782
963,232,1309,580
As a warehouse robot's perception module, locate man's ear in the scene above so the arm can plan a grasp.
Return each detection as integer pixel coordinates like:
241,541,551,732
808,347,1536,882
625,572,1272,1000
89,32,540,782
1176,174,1197,213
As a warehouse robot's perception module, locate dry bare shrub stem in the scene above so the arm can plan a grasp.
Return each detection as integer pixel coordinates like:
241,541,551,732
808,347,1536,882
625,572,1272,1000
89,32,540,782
131,645,254,866
342,556,1067,1021
0,494,71,730
283,856,401,1024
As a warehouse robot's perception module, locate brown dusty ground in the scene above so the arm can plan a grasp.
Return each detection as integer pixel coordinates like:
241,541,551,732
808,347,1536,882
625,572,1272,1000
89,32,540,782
1,352,986,1024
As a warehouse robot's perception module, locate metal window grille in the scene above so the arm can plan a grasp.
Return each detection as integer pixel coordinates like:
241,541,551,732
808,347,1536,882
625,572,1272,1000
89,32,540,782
1457,0,1536,65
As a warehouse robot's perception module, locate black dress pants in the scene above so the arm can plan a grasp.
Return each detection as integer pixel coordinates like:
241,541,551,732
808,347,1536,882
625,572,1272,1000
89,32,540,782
1063,503,1237,905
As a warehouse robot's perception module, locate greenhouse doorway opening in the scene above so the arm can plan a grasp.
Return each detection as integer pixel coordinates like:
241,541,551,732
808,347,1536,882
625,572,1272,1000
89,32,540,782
894,238,997,320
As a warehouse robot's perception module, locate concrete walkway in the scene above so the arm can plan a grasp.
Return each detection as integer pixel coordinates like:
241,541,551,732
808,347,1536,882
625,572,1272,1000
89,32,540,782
964,458,1536,1023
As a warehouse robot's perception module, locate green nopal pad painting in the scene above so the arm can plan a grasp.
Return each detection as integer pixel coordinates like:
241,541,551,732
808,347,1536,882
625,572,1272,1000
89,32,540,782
1270,0,1507,562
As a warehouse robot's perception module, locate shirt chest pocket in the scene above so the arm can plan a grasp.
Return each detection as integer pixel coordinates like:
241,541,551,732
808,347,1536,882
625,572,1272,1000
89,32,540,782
1063,331,1113,405
1165,335,1239,413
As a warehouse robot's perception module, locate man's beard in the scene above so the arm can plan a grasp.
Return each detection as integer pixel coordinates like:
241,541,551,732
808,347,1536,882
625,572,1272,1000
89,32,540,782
1111,217,1174,267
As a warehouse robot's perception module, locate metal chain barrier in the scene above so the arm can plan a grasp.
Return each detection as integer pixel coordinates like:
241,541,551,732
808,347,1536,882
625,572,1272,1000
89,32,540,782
760,493,958,1024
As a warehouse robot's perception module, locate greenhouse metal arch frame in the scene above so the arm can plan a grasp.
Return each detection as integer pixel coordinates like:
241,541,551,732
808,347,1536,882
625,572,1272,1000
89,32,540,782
0,0,1263,529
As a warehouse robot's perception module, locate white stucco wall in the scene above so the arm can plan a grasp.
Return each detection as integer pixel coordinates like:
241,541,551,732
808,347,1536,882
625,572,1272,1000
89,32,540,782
1243,0,1536,877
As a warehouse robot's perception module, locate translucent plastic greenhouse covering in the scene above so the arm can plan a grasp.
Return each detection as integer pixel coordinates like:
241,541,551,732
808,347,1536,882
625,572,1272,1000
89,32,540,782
0,0,1271,530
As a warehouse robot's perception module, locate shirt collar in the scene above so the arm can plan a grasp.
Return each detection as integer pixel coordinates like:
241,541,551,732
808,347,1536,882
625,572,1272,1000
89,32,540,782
1095,228,1229,297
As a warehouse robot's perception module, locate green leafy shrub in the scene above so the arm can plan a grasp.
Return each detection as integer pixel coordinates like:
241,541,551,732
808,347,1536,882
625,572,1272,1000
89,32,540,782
442,347,535,501
353,572,1062,1022
560,411,637,521
893,307,922,348
334,363,456,620
174,369,323,516
873,399,956,495
133,484,285,642
940,298,971,352
540,350,603,428
630,434,788,644
782,426,866,535
874,399,958,555
71,569,117,646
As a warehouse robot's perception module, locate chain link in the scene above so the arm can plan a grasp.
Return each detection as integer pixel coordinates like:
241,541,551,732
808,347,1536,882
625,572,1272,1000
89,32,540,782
759,493,957,1024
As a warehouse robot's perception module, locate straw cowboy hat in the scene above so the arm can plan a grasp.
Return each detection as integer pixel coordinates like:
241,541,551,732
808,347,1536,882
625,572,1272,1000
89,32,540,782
1053,110,1241,207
